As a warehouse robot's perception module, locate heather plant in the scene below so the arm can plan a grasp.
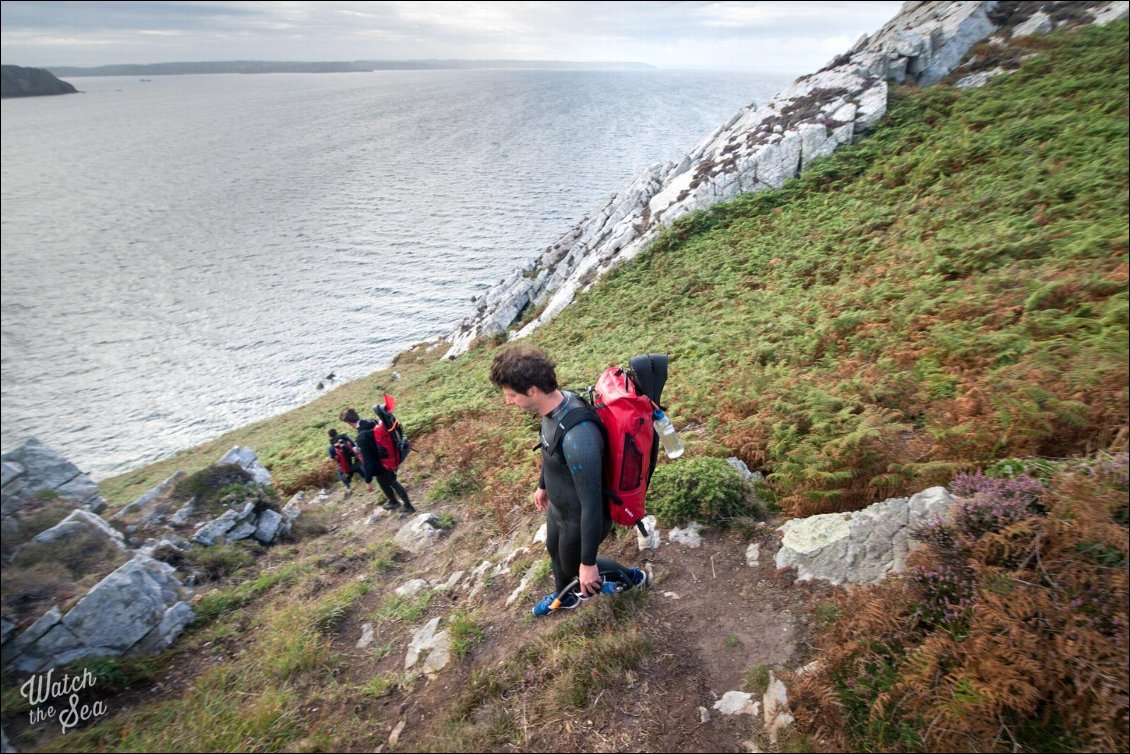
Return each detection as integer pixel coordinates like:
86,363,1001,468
1092,451,1129,488
949,472,1046,538
908,562,976,633
792,453,1129,752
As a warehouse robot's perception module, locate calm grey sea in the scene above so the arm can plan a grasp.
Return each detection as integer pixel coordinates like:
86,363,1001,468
1,69,789,479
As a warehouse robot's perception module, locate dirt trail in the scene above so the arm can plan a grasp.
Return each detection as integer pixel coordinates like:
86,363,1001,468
317,487,839,752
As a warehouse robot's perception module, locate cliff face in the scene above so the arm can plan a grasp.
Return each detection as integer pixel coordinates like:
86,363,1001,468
442,0,1129,360
0,65,78,98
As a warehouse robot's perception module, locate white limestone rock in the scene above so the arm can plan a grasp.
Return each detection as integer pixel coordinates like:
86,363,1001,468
763,672,795,744
1,438,107,514
1012,10,1053,37
395,579,431,598
669,521,704,548
404,616,451,675
394,513,443,554
775,487,955,585
253,508,284,544
357,623,375,650
636,515,660,551
714,690,760,717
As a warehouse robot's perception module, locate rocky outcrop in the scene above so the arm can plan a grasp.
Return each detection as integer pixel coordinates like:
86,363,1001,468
442,1,1128,359
112,471,186,521
25,509,127,553
2,555,194,673
191,501,294,546
2,438,107,517
0,442,289,674
0,65,77,98
217,446,272,485
774,486,955,585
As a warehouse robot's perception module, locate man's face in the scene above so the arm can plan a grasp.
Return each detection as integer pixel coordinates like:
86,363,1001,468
501,386,539,414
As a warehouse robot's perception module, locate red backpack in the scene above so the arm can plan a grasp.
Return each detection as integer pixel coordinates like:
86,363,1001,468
333,440,362,474
543,354,669,534
371,422,400,472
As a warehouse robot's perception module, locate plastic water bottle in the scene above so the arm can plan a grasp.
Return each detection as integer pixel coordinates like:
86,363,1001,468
653,409,684,459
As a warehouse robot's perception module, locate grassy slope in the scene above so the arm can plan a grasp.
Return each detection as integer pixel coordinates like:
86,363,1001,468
103,21,1128,520
18,20,1128,754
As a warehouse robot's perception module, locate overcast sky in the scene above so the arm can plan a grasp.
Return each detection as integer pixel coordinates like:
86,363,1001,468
1,1,903,73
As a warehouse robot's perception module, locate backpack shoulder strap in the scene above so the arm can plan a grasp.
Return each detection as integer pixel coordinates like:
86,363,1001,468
542,392,604,458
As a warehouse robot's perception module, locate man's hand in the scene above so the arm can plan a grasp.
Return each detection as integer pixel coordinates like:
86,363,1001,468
533,487,549,513
578,562,601,597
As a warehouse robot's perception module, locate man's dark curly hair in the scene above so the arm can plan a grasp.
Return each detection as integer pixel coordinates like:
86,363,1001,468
489,345,558,394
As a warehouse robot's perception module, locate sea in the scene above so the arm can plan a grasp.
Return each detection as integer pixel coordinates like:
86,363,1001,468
1,68,791,480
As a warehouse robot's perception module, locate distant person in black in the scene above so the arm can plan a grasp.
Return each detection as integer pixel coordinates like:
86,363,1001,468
340,407,415,513
327,428,363,491
489,345,647,616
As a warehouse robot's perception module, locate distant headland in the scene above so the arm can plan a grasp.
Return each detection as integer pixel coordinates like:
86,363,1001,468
46,59,655,77
1,64,78,98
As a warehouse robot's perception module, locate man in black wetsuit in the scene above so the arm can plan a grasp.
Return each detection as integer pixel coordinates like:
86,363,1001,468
489,345,647,616
340,407,415,513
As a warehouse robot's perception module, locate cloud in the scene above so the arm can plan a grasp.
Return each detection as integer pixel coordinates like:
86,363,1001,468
1,1,902,71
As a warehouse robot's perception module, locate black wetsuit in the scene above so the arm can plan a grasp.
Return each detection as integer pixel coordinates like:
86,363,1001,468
356,419,413,508
539,392,630,595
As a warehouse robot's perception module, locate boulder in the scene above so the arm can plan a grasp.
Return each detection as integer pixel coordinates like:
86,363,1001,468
395,579,431,598
192,502,288,546
775,487,954,585
192,508,243,546
1012,10,1053,38
30,509,126,551
253,509,284,544
404,616,451,675
714,690,760,717
357,623,375,650
1,438,107,515
60,556,191,653
2,555,194,673
763,672,795,744
394,513,443,554
112,471,185,519
217,446,271,485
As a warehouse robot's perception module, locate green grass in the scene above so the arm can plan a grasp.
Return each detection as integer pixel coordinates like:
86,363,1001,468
191,560,307,623
368,539,403,574
42,573,378,752
743,663,771,695
448,609,486,658
360,674,401,699
376,589,436,622
437,593,653,750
